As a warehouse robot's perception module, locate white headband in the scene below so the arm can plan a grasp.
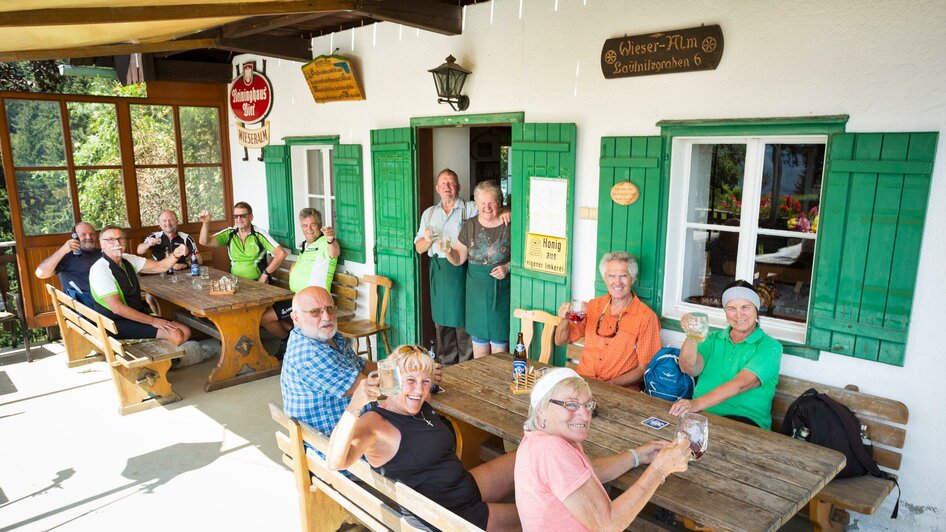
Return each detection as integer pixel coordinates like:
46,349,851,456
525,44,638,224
530,367,582,410
721,285,761,310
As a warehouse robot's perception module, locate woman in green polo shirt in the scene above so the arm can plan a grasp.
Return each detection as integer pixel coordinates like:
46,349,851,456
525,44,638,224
669,281,783,429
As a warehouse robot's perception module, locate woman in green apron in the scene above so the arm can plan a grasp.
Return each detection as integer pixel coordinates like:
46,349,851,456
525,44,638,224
446,181,511,359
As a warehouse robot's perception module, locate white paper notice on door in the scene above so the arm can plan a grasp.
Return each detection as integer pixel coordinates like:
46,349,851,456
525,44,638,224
528,177,568,238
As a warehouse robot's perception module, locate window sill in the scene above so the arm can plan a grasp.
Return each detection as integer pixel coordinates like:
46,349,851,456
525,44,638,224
662,303,807,345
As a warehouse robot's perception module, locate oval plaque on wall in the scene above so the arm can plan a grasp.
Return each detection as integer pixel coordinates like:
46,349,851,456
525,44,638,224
610,181,640,205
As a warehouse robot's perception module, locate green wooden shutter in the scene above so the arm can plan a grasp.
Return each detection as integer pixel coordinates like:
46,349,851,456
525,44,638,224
333,144,366,263
510,123,577,366
370,127,419,354
596,136,665,312
263,144,294,249
808,132,937,366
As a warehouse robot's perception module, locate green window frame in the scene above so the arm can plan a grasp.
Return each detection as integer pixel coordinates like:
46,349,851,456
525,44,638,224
649,116,937,365
263,136,366,263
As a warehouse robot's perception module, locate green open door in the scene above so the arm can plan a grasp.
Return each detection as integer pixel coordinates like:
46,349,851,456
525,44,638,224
370,128,420,354
509,123,577,366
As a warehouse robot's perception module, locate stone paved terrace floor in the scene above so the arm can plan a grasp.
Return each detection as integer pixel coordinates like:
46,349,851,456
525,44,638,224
0,341,819,532
0,342,298,532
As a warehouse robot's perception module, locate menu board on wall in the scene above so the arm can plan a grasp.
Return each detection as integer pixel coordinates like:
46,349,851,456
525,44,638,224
301,55,365,103
528,177,568,238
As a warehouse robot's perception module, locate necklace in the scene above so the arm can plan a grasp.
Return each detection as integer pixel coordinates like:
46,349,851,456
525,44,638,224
413,411,434,427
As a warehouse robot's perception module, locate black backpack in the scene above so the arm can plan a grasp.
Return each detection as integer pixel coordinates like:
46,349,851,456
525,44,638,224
781,388,899,517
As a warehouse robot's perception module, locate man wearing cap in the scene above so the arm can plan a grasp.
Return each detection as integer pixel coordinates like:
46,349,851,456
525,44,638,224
669,280,783,429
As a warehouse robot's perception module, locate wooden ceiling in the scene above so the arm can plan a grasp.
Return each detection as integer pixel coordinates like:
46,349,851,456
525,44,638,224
0,0,480,83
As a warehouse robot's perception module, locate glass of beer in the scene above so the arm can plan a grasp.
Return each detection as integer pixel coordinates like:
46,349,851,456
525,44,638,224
677,412,709,461
200,266,210,280
372,357,402,397
683,312,709,342
438,237,452,254
428,225,442,241
566,299,587,323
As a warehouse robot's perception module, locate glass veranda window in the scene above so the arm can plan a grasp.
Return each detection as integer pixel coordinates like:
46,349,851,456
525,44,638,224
665,137,826,342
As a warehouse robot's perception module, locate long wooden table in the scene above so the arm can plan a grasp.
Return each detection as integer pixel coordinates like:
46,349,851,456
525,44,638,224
139,267,292,392
429,355,845,532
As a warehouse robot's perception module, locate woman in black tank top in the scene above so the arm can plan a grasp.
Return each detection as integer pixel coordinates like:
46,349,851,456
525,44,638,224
326,346,519,531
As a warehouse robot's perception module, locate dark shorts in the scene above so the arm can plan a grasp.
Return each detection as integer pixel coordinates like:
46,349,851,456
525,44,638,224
113,319,159,340
272,300,293,321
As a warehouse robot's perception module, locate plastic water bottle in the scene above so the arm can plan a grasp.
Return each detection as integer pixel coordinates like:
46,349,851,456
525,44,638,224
71,233,82,256
427,340,440,393
190,253,200,276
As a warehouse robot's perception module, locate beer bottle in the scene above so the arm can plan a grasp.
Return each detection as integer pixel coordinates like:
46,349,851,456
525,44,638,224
190,252,200,276
513,332,527,378
427,340,440,393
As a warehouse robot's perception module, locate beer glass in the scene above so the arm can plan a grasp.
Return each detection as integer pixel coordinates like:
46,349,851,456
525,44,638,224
371,357,402,397
683,312,709,343
200,266,210,280
428,224,442,241
168,272,178,284
677,413,709,461
566,299,587,323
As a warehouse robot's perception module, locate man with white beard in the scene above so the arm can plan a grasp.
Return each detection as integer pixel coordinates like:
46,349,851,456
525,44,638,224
280,286,441,435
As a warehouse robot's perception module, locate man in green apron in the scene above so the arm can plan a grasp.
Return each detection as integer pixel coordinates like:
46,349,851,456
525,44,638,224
415,169,478,364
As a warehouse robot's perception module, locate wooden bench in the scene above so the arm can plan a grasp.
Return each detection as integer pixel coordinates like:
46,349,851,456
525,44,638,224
46,285,185,415
773,375,907,532
269,402,482,532
271,258,357,323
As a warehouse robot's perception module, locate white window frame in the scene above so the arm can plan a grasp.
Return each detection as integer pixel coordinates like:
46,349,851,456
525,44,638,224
662,134,827,344
290,144,335,230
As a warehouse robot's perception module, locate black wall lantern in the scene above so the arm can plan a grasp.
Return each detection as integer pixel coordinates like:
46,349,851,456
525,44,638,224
428,55,471,111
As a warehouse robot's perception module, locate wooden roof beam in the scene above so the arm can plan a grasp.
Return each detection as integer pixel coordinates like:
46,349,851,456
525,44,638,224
221,12,334,38
217,36,313,62
354,0,462,35
0,1,355,27
0,39,218,62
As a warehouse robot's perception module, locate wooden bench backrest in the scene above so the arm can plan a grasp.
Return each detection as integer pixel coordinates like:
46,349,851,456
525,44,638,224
271,258,359,313
46,285,138,365
361,274,391,326
772,375,908,471
269,402,482,532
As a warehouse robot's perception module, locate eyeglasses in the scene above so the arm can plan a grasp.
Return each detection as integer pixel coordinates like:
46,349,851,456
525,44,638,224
233,213,249,219
549,399,597,413
101,237,128,244
596,311,620,338
298,305,336,316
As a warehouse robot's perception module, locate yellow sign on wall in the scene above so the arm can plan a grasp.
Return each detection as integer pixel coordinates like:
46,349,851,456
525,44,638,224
301,55,365,103
524,233,568,276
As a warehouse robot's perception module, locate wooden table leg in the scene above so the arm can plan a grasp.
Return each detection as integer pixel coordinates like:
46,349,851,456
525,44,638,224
442,413,503,470
202,305,281,392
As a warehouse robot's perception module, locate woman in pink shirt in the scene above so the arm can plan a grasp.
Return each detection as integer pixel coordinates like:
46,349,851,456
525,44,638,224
514,368,690,531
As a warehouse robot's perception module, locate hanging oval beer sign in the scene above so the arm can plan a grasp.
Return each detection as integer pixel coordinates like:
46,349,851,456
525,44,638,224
610,181,640,205
229,62,273,124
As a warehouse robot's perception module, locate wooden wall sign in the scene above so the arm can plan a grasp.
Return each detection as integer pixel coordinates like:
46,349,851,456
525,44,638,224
610,181,640,205
301,55,365,103
601,25,723,79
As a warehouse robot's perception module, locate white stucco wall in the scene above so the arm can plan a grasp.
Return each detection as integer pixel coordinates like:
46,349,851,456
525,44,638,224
432,128,472,200
228,1,946,528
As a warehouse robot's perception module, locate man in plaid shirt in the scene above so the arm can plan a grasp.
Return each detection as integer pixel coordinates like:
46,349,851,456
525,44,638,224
280,286,442,435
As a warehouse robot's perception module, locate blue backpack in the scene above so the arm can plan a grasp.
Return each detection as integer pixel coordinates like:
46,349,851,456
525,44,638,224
644,347,694,402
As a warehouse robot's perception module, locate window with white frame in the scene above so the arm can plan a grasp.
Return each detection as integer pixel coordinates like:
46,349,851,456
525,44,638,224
301,146,335,225
663,136,826,343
